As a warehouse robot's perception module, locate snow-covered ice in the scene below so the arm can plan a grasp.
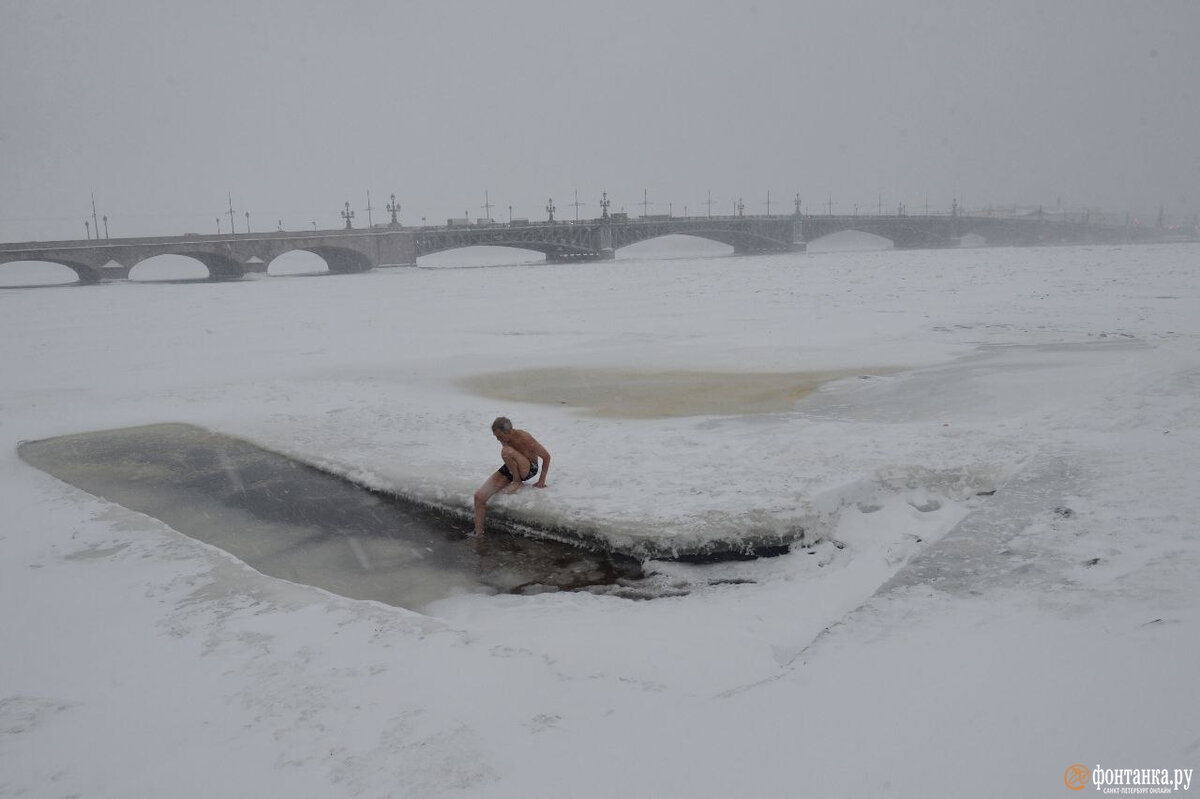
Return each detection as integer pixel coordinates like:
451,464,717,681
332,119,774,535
2,240,1197,797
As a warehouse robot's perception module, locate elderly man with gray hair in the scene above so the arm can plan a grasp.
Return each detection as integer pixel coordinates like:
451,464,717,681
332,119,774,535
472,416,551,536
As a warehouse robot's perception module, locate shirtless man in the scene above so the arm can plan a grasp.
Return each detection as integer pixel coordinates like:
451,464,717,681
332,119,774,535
473,416,551,536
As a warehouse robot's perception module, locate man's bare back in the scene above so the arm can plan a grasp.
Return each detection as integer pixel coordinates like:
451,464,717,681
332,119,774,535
500,429,541,478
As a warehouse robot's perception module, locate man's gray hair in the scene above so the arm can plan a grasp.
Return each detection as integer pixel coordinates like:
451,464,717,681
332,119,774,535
491,416,513,433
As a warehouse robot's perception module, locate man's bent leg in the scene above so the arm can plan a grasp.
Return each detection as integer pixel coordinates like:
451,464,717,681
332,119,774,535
473,472,509,535
500,446,531,494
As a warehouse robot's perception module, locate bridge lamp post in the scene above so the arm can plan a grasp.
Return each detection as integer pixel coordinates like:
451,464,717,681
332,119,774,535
216,217,221,234
387,194,401,226
546,198,556,224
600,192,610,221
245,211,250,234
103,215,109,239
85,220,91,240
342,202,355,230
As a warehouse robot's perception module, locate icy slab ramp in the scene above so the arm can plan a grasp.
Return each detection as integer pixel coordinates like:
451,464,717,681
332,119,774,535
877,454,1080,596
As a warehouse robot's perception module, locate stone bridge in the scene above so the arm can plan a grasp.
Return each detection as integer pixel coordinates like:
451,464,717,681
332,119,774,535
0,212,1183,283
0,229,415,283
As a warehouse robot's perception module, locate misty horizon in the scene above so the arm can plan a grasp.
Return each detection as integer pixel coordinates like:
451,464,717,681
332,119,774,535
2,0,1197,241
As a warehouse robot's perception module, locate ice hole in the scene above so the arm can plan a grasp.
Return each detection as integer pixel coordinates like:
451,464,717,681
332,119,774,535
18,424,644,611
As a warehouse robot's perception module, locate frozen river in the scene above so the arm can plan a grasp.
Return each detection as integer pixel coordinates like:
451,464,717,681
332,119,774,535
2,238,1198,797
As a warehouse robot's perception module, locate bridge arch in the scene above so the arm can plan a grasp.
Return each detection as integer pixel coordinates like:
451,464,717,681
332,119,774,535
280,245,373,274
129,253,243,281
617,233,734,258
610,223,797,255
418,238,595,261
417,245,543,267
806,230,895,252
267,249,332,276
0,259,84,286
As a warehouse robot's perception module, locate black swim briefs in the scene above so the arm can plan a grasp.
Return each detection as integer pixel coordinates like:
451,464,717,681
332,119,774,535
497,461,539,482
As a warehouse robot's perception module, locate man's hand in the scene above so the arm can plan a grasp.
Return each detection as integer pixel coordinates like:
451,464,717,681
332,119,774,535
534,480,548,489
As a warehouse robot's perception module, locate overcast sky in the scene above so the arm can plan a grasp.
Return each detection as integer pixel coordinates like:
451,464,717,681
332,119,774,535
1,0,1196,240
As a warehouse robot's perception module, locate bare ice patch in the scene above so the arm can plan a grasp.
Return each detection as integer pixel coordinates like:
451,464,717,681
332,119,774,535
459,367,886,419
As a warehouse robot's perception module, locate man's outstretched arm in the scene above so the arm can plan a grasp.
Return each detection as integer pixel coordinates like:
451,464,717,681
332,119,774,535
528,436,551,488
